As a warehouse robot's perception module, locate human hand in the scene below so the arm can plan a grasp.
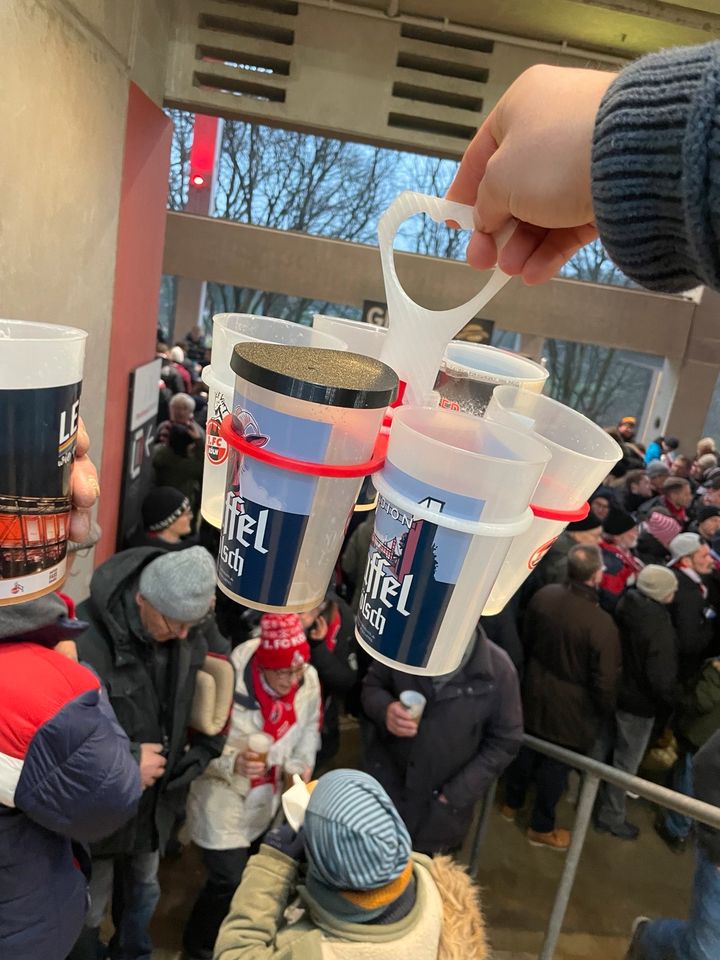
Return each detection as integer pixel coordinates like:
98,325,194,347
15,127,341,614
447,64,614,284
386,700,419,738
308,615,328,643
234,750,267,779
139,743,167,789
69,417,100,545
264,824,306,862
55,640,78,661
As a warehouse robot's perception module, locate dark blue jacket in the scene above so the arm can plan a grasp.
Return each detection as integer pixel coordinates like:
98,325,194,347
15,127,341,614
0,598,141,960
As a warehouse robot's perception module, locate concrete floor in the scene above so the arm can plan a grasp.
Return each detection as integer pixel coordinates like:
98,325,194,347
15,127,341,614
473,788,694,959
145,723,696,960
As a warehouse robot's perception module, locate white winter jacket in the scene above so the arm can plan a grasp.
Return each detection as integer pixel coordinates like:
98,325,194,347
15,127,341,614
187,639,321,850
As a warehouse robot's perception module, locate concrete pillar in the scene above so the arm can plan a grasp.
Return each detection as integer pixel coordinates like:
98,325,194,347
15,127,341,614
663,360,719,454
173,276,207,345
645,288,720,455
1,0,171,598
519,334,545,362
638,359,679,445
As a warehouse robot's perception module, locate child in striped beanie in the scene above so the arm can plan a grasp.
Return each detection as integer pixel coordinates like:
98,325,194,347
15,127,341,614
214,767,490,959
303,769,414,923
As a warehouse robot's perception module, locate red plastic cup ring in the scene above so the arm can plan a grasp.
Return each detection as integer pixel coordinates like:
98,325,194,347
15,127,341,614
219,415,388,478
530,501,591,523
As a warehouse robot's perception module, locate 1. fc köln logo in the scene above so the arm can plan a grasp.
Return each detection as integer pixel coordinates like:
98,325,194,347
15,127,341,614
528,537,559,570
206,419,229,466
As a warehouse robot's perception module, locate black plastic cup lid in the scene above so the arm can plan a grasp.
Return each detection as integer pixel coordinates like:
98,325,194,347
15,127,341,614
230,342,398,409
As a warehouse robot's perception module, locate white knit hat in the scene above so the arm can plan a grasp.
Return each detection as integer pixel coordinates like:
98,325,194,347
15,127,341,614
636,565,678,603
669,532,703,563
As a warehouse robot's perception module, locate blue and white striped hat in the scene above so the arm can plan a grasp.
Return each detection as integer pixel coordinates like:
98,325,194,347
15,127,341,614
304,769,411,891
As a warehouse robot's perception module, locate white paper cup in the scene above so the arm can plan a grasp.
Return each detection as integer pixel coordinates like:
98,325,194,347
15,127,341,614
399,690,426,722
282,773,311,832
201,314,346,528
435,341,548,417
0,320,87,604
483,386,622,614
355,406,550,675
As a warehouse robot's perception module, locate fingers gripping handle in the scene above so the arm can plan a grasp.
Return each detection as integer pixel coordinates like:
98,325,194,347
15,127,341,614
378,191,512,407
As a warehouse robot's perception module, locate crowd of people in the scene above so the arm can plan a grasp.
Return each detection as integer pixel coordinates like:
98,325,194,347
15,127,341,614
3,36,720,960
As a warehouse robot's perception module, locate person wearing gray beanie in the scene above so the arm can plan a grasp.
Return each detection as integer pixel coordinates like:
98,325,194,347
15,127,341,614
138,546,216,624
593,566,679,842
69,547,229,960
651,530,717,860
214,768,490,960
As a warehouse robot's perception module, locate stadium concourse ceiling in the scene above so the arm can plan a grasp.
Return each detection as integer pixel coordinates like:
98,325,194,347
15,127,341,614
344,0,720,58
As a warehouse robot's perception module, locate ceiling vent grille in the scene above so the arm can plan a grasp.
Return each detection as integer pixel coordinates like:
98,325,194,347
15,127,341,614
390,22,490,145
191,2,295,105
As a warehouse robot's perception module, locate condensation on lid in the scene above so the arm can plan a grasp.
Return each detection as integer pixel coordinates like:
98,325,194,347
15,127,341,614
230,342,398,409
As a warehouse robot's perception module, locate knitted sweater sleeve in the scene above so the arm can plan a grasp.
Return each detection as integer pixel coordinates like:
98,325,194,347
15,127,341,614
591,41,720,293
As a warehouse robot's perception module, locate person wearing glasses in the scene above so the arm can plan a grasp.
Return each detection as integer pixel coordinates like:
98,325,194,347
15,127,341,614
67,545,228,960
183,612,322,960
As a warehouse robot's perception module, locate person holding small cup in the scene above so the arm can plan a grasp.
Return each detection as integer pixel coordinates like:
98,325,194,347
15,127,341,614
362,628,522,856
184,613,321,960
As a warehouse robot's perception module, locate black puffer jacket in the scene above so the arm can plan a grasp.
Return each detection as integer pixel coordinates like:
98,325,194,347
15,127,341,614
361,630,522,854
615,588,678,717
522,582,621,752
669,569,716,686
307,598,358,765
76,548,228,857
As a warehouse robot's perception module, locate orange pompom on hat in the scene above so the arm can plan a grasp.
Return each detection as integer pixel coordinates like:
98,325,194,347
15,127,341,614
256,613,310,670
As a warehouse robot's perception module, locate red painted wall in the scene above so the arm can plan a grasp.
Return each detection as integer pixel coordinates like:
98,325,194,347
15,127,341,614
96,83,172,562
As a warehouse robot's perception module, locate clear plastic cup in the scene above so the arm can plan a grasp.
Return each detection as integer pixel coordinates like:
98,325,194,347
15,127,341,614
0,320,87,604
313,314,388,360
483,385,622,614
247,732,274,763
217,342,397,612
201,314,346,527
355,406,550,675
435,341,548,417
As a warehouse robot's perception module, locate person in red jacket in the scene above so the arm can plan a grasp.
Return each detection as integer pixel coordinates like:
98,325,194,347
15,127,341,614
0,593,142,960
600,508,643,609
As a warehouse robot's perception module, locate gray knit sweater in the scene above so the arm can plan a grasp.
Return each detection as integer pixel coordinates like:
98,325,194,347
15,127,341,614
592,41,720,294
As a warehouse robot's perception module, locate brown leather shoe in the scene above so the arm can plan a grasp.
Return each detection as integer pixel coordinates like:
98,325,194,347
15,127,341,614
527,827,571,850
499,805,517,822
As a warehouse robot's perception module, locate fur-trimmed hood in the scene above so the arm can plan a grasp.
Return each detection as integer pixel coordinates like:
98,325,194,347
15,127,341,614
430,856,489,960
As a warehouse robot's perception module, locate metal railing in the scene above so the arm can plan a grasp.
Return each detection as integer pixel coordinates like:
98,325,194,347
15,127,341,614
467,733,720,960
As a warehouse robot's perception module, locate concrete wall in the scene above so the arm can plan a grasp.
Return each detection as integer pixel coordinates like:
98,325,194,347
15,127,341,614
0,0,171,599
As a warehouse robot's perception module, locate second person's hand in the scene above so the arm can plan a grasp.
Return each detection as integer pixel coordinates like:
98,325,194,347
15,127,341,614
234,751,267,779
139,742,167,789
386,701,419,738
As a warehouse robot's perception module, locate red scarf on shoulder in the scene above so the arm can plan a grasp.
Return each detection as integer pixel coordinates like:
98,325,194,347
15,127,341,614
251,658,301,742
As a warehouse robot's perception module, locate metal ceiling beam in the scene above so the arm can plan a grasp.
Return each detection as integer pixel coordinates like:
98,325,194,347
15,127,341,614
573,0,720,32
